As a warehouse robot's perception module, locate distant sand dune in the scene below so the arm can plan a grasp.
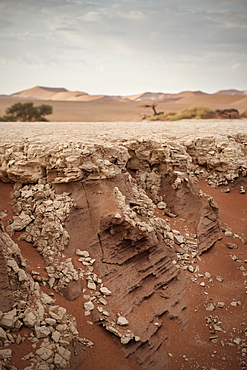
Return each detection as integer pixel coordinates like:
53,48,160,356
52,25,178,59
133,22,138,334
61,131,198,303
176,94,245,106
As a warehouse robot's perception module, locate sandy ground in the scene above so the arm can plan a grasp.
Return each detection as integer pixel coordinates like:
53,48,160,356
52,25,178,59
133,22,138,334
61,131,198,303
1,121,247,369
1,119,247,145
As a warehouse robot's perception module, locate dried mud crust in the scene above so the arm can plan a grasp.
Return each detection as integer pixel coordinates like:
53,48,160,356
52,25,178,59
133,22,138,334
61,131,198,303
0,124,246,369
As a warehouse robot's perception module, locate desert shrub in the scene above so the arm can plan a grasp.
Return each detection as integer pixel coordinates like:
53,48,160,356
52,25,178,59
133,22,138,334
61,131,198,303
145,111,177,121
168,106,213,121
240,108,247,118
0,102,53,122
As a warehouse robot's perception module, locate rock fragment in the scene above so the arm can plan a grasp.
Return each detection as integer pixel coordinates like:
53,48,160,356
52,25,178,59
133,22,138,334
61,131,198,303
100,287,112,296
117,316,129,326
226,243,238,249
84,301,94,311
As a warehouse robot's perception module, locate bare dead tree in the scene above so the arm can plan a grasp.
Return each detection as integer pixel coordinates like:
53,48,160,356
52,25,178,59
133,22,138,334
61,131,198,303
141,103,163,117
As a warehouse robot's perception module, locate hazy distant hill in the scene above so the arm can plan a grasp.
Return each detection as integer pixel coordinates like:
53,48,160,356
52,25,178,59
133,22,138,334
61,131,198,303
214,89,247,96
3,86,247,103
11,86,91,101
123,92,171,101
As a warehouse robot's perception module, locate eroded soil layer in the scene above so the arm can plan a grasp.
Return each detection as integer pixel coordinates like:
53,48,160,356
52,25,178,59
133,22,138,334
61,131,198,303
0,122,246,369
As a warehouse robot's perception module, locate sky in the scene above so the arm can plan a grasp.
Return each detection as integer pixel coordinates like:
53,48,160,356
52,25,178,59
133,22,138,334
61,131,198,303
0,0,247,96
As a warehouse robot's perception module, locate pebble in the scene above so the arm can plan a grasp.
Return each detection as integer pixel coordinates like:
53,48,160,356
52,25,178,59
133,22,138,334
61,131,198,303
226,243,238,249
233,338,241,345
87,281,97,290
84,301,95,311
76,249,90,257
224,230,232,237
117,316,129,326
100,287,112,296
216,276,224,282
217,302,225,308
206,303,215,311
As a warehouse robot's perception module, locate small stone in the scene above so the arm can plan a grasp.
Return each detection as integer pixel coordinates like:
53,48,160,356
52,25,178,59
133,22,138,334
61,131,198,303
56,324,67,332
98,297,107,305
200,282,206,287
49,306,67,321
41,293,55,305
0,327,7,341
224,230,232,237
18,269,28,282
157,201,167,210
173,234,184,245
217,302,225,308
216,276,224,282
206,303,215,311
223,188,230,193
100,287,112,296
87,281,97,290
0,309,17,328
226,243,238,249
213,324,223,332
23,311,38,328
45,318,56,326
57,346,71,361
0,348,12,360
34,326,50,339
16,334,22,345
187,265,194,273
117,316,129,326
36,347,53,361
233,338,241,345
205,272,211,279
209,336,218,341
48,277,55,288
54,353,68,368
240,186,246,194
84,301,94,311
76,249,90,257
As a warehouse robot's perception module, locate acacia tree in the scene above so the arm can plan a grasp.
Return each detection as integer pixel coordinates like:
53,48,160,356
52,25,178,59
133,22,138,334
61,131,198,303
0,102,53,122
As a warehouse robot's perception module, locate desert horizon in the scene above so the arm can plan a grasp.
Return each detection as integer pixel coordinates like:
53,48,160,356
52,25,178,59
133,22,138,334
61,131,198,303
1,85,247,122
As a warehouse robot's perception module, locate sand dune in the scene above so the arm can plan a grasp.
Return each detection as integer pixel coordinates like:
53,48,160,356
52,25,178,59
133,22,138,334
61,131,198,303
233,96,247,107
169,90,209,99
124,92,171,101
11,86,71,100
215,89,247,96
175,94,245,106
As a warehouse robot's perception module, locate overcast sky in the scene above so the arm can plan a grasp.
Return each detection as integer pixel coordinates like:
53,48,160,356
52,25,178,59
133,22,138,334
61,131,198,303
0,0,247,95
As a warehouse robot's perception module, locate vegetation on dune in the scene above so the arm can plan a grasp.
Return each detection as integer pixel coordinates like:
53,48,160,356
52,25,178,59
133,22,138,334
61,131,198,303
145,106,214,121
0,102,53,122
147,111,177,121
144,105,245,121
169,106,214,121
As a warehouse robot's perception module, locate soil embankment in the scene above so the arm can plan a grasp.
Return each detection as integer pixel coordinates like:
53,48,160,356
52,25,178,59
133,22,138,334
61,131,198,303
0,121,246,369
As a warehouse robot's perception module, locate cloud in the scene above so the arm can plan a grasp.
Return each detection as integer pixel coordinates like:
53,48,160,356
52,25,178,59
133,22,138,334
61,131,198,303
0,0,246,94
81,11,102,22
